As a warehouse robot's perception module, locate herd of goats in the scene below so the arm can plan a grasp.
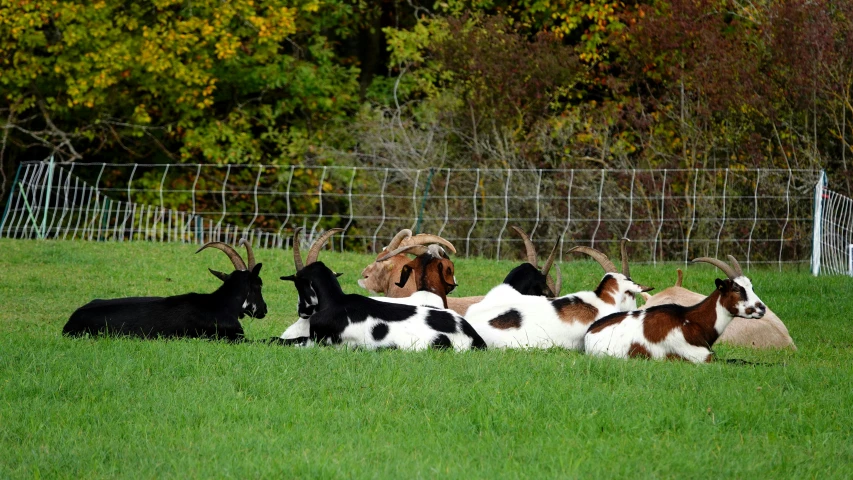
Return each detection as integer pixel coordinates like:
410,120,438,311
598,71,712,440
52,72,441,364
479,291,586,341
62,227,796,363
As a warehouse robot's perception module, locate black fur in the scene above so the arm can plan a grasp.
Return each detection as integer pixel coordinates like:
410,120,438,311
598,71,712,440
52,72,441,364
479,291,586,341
425,309,458,333
63,264,267,341
372,323,390,341
280,261,482,349
502,263,553,296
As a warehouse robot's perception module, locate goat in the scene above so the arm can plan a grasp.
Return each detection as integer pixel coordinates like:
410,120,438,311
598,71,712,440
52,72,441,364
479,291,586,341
279,229,486,350
374,242,458,308
363,226,562,316
278,229,447,341
63,240,267,341
464,239,652,349
584,256,766,363
358,229,457,298
640,269,795,350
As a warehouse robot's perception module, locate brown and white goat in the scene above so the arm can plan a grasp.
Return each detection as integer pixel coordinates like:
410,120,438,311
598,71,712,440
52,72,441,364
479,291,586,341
584,256,766,363
464,240,651,350
639,269,795,350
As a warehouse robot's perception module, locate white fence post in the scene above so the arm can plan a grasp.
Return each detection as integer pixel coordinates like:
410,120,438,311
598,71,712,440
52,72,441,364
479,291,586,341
811,170,827,276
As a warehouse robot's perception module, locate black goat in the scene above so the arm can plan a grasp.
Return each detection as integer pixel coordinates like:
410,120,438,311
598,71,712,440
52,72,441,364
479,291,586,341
62,240,266,341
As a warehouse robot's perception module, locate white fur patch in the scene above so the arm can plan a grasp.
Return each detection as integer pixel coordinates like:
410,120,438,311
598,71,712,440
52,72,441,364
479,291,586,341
465,284,621,350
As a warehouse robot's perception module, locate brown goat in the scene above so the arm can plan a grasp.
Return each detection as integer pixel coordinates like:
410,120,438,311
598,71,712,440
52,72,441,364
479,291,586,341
358,229,456,298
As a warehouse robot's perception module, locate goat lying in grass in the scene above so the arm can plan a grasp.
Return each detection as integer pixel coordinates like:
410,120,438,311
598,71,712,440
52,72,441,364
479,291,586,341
63,240,266,341
464,239,652,349
584,256,766,363
361,226,561,316
640,269,795,350
279,229,485,350
358,229,457,297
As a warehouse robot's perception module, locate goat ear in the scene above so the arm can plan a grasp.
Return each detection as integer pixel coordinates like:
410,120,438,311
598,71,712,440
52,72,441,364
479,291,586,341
251,263,263,275
438,263,457,293
280,274,297,282
715,278,726,290
640,285,654,293
334,272,344,278
395,265,413,288
208,268,229,282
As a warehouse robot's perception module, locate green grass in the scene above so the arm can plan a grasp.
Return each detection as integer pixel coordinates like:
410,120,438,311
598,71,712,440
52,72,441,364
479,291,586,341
1,239,852,478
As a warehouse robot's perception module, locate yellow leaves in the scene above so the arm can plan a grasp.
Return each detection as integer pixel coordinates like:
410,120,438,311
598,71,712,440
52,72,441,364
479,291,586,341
303,1,321,13
215,34,239,60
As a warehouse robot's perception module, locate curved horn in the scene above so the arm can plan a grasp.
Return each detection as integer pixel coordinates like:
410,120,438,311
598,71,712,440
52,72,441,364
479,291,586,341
306,228,345,265
550,263,562,297
727,255,744,277
291,228,305,272
511,226,537,266
620,238,631,277
195,242,247,271
568,246,617,273
385,229,413,251
401,234,457,255
376,244,422,262
692,257,737,279
541,238,561,295
238,238,256,270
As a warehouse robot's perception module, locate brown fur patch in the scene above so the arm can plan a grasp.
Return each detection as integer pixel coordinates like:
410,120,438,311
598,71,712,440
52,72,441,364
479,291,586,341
642,310,686,343
552,296,599,325
628,343,651,358
586,313,628,334
665,353,688,362
489,309,523,330
594,276,620,306
717,281,743,316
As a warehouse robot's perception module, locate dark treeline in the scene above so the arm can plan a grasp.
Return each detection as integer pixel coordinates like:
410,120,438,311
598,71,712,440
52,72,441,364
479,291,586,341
2,0,852,210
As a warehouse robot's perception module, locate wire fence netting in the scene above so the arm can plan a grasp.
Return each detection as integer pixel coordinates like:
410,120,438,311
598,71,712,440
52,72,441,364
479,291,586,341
0,161,823,269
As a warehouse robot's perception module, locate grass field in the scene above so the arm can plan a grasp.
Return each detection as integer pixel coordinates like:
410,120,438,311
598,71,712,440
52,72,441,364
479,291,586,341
1,239,852,478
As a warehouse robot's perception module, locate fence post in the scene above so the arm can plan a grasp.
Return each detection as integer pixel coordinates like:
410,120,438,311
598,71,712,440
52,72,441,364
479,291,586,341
41,155,55,238
848,244,852,277
0,162,24,237
414,167,434,235
811,170,827,276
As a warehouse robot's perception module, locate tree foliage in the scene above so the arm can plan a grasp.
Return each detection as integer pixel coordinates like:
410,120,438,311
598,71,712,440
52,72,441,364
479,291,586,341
2,0,853,209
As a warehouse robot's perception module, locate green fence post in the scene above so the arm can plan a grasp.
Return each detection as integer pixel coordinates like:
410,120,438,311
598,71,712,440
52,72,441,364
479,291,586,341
0,162,24,236
415,168,435,234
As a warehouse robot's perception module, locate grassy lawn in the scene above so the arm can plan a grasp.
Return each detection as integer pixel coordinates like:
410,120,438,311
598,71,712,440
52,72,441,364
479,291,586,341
1,239,852,478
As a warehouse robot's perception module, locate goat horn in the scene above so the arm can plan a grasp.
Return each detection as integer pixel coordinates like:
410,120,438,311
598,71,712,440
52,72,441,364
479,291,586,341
401,234,457,255
511,226,537,266
376,244,422,262
546,263,562,297
239,238,256,270
195,242,247,271
620,238,631,277
385,229,413,251
292,228,305,272
692,257,737,279
540,237,560,287
727,255,745,277
568,246,618,273
306,228,345,265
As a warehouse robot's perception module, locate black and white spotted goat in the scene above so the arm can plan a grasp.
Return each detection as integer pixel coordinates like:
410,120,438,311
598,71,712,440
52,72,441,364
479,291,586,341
63,240,266,341
278,229,486,350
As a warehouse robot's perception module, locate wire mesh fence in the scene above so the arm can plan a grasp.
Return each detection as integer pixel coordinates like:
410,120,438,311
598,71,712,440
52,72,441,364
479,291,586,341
0,160,822,269
811,171,853,276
